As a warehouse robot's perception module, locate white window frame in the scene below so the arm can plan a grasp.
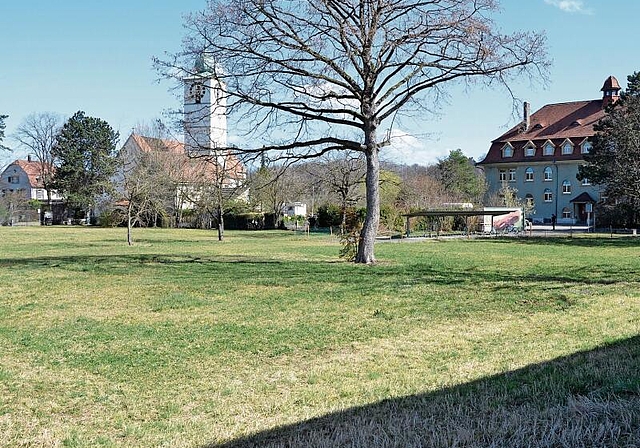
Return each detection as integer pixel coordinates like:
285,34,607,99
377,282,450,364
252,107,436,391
525,167,534,182
502,144,514,158
524,142,536,157
499,170,507,181
561,140,574,155
562,180,571,194
581,140,592,154
508,168,516,182
562,207,571,219
543,141,555,156
544,189,553,202
543,166,553,181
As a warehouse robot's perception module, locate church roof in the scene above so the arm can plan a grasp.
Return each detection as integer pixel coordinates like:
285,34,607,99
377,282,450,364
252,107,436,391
123,134,245,183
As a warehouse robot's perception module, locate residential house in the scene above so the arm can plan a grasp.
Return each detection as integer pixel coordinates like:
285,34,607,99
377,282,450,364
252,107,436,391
479,76,621,225
0,157,63,224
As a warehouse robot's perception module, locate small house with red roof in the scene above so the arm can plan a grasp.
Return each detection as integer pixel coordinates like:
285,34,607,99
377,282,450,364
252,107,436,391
478,76,620,226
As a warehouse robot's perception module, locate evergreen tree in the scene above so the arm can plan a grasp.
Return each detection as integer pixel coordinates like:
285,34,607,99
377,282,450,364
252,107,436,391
52,111,119,220
0,115,8,150
436,149,486,203
579,72,640,226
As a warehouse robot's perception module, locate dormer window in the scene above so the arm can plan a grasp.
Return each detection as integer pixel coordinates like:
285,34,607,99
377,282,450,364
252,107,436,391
524,142,536,157
543,141,555,156
502,143,514,158
581,141,592,154
562,140,574,155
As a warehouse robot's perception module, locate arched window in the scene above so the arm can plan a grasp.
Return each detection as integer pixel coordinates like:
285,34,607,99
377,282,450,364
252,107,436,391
543,142,555,156
525,194,534,207
562,207,571,219
502,144,514,158
525,167,534,182
562,141,574,155
562,180,572,194
544,188,553,202
582,141,592,154
544,166,553,181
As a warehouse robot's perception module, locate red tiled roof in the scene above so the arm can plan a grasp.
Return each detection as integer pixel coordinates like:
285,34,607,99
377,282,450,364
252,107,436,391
479,99,605,165
125,134,245,183
10,159,54,188
601,75,621,91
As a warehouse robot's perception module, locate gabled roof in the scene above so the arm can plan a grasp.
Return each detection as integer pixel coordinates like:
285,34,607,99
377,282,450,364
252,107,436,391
479,99,605,165
123,134,245,183
4,159,54,188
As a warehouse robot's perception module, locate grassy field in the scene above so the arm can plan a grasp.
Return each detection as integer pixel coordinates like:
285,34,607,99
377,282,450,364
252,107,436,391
0,227,639,447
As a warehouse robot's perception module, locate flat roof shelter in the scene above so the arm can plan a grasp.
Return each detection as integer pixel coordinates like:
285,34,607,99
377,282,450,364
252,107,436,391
402,209,522,237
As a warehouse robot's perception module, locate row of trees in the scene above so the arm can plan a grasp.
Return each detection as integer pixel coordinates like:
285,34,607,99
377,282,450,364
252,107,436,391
580,72,640,228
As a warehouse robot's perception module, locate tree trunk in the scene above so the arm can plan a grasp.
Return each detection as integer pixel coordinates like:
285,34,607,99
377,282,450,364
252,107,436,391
127,203,133,246
217,205,224,241
356,146,380,264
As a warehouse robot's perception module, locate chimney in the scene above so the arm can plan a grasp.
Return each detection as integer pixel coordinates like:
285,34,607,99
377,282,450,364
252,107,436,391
27,154,32,162
523,102,530,131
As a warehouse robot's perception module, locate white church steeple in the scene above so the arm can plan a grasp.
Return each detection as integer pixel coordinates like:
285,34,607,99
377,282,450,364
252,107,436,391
184,54,227,156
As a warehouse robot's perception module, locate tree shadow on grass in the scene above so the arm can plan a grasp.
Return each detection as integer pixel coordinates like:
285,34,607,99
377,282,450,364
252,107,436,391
488,235,640,248
204,336,640,448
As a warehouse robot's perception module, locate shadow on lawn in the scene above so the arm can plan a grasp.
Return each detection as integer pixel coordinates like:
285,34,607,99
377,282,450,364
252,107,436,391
2,251,639,290
490,234,640,248
204,336,640,448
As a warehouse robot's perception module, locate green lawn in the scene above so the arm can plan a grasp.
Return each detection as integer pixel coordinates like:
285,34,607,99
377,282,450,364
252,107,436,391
0,227,639,447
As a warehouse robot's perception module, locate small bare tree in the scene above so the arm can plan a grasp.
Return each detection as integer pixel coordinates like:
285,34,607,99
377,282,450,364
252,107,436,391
13,112,62,218
159,0,548,263
307,151,366,232
181,151,247,240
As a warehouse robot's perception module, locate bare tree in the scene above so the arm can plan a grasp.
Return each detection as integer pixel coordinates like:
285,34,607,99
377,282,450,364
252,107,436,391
307,151,366,231
13,112,62,217
160,0,548,263
182,151,248,240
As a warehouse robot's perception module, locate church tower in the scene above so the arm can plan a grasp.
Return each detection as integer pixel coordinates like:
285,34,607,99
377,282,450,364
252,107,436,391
183,54,227,156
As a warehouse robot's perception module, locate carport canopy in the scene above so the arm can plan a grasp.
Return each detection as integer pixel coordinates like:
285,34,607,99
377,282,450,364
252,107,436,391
401,209,521,236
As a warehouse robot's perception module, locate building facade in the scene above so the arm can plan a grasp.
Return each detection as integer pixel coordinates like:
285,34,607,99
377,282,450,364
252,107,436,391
479,76,621,225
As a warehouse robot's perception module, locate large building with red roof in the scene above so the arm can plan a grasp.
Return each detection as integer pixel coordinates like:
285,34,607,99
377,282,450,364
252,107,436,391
478,76,621,226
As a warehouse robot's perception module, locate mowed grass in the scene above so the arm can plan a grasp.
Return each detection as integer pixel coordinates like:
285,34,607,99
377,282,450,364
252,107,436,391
0,227,639,447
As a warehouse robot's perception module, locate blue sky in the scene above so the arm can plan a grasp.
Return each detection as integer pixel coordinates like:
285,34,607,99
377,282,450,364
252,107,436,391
1,0,638,167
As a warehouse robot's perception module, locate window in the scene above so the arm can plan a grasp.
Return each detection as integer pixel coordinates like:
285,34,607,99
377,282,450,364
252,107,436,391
562,141,574,155
36,189,44,200
582,141,592,154
525,144,535,157
8,176,19,184
582,177,591,186
502,144,514,158
562,180,572,194
525,167,534,182
525,194,534,207
543,142,555,156
544,166,553,181
562,207,571,219
499,170,507,181
508,168,516,182
544,188,553,202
